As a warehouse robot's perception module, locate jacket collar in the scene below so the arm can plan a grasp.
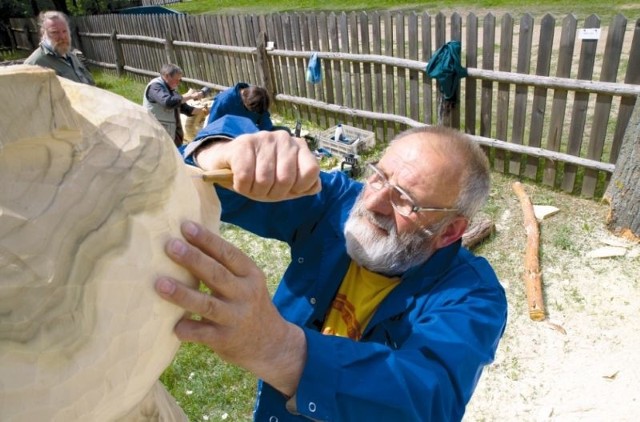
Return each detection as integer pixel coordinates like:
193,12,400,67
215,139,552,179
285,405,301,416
364,240,462,331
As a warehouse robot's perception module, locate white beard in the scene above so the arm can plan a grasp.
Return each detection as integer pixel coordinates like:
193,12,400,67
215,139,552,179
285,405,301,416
344,191,434,276
44,36,71,56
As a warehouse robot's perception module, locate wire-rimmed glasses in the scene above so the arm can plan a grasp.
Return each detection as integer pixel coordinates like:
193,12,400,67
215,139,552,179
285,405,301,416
365,163,459,219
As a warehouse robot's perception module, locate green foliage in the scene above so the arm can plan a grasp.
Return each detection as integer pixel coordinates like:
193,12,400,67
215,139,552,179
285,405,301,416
0,0,34,18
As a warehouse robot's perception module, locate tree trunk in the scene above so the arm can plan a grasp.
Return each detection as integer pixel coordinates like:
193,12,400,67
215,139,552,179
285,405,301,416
604,96,640,240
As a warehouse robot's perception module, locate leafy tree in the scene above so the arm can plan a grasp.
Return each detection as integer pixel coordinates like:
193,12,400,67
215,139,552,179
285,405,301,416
0,0,35,18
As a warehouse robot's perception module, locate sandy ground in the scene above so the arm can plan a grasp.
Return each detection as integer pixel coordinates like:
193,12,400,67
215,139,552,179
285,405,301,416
463,175,640,422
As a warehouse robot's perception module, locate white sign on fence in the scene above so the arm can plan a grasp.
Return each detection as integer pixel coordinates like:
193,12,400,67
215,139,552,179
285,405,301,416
578,28,601,40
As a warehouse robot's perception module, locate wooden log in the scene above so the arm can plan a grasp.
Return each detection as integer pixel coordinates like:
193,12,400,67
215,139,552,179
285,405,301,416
461,217,495,249
512,181,546,321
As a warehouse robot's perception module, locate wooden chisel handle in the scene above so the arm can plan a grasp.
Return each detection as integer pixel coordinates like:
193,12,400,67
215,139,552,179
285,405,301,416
200,168,233,184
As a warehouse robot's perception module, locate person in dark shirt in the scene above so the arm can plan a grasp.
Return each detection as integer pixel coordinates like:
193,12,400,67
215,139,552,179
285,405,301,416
143,64,207,147
205,82,274,131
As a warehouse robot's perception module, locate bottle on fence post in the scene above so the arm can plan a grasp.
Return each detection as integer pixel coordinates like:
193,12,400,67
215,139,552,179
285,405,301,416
334,124,343,142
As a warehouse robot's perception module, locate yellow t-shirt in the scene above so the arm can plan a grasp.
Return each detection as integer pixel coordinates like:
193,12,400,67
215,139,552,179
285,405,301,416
322,260,400,340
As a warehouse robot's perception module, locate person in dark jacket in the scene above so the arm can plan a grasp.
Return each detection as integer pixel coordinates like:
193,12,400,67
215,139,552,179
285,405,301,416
24,11,95,85
143,64,207,147
157,117,507,421
205,82,274,131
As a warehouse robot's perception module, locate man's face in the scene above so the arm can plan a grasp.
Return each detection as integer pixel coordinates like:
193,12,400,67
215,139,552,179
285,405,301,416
43,18,71,56
164,73,182,90
344,190,436,276
344,135,460,276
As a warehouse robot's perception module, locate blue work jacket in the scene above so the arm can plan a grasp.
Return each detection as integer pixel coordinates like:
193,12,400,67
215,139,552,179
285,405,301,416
210,170,508,422
205,82,274,130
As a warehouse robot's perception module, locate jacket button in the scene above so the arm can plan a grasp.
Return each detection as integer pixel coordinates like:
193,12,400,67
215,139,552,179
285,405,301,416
269,417,278,422
310,297,316,305
298,257,304,263
308,402,317,412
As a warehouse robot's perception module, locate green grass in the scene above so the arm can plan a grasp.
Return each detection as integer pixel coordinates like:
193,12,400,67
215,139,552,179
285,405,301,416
94,71,146,103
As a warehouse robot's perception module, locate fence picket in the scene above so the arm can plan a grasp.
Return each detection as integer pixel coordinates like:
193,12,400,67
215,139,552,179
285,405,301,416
10,11,639,199
581,14,627,197
509,13,534,176
495,14,514,173
562,14,601,193
525,14,554,180
422,12,434,126
480,14,496,145
543,14,577,187
465,13,479,135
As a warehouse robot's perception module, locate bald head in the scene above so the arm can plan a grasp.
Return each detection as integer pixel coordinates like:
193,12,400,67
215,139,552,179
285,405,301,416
389,125,491,219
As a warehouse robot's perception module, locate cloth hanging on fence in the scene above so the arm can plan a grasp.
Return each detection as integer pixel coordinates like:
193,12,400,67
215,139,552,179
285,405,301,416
426,40,467,103
306,52,322,84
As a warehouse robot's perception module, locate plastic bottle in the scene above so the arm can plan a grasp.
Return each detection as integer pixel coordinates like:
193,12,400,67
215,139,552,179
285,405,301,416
334,124,343,142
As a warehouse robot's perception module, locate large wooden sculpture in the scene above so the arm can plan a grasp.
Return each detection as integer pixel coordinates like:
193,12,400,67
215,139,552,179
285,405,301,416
0,65,219,421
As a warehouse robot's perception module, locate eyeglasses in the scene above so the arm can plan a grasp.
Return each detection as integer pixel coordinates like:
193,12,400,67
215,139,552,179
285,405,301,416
365,163,458,218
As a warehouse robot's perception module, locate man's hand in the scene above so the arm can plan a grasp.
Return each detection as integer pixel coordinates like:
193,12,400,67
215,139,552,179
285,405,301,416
155,221,307,397
195,130,321,202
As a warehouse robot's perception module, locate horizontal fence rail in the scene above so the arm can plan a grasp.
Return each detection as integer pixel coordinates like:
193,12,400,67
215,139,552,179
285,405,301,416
8,11,640,198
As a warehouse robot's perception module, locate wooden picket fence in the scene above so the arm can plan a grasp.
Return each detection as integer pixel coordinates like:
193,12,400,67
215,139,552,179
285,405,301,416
8,11,640,198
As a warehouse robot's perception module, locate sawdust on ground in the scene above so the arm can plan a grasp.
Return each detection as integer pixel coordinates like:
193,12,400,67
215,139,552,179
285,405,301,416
463,173,640,422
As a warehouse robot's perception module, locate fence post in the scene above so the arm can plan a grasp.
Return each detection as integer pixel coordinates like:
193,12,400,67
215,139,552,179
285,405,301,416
165,30,176,65
111,30,125,77
255,31,275,106
24,23,35,50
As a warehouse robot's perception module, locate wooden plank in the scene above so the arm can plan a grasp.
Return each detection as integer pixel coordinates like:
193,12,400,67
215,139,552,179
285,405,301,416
349,12,363,129
450,12,462,129
371,11,385,141
316,12,330,128
465,13,479,134
495,13,514,173
395,13,407,121
203,15,219,87
223,14,241,83
290,13,306,99
383,11,395,142
543,14,577,187
236,15,252,83
480,13,496,142
329,12,343,112
293,12,309,125
509,13,534,176
230,15,246,83
407,12,419,123
360,11,375,134
581,14,627,197
562,14,600,193
434,12,446,125
422,12,433,125
176,14,192,80
273,14,291,92
610,18,640,164
282,14,297,95
339,12,352,113
525,13,555,179
264,15,279,94
201,15,218,86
